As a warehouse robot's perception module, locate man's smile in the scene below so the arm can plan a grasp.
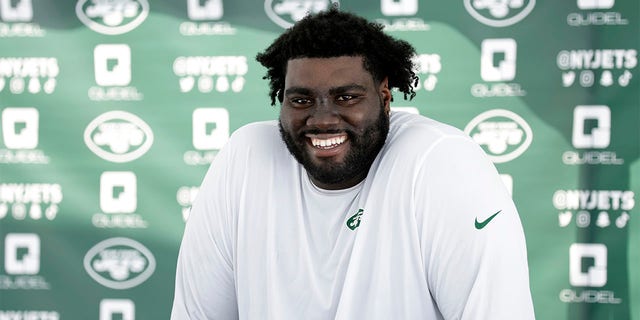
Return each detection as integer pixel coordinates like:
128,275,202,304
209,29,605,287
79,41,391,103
305,133,349,157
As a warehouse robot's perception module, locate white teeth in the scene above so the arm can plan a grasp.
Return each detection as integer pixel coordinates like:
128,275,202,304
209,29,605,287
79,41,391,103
311,136,346,148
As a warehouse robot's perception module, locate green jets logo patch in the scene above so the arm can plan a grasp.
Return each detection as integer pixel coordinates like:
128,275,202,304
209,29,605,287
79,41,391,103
346,209,364,230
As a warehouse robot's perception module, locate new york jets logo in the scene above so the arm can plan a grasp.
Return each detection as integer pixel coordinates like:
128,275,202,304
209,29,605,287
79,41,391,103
76,0,150,35
346,208,364,230
464,109,533,163
265,0,338,29
464,0,535,27
83,237,156,289
84,110,154,163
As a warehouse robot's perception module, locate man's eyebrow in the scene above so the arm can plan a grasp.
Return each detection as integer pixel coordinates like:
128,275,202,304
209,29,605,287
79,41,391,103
329,84,367,95
284,87,312,96
284,84,367,96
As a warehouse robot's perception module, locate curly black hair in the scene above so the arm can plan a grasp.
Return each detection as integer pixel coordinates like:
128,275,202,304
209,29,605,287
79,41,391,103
256,7,419,106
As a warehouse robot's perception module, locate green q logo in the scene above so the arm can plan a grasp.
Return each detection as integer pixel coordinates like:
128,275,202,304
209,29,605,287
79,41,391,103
346,209,364,230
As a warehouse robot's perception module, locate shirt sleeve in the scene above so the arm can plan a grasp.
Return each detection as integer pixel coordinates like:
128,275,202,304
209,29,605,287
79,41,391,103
415,135,535,319
171,144,239,320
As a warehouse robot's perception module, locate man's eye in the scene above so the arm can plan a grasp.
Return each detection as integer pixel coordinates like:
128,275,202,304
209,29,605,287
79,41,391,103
290,98,311,105
336,95,354,101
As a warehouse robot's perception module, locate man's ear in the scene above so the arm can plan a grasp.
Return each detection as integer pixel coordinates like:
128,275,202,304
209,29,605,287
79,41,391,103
379,77,391,115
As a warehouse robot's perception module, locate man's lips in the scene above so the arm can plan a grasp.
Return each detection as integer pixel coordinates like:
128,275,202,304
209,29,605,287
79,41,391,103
305,133,349,157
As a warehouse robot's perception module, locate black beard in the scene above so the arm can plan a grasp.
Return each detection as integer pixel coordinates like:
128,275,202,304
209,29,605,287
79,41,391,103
279,106,390,187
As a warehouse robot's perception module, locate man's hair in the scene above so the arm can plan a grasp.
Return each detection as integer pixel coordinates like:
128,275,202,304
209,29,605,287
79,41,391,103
256,7,419,106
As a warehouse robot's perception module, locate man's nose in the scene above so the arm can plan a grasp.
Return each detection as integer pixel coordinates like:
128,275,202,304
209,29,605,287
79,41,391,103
306,97,340,127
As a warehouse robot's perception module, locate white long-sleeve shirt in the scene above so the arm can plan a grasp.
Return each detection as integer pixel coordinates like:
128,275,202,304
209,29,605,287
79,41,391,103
171,111,535,319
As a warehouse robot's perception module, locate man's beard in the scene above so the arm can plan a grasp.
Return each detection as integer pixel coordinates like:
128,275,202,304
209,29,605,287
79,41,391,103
279,105,390,187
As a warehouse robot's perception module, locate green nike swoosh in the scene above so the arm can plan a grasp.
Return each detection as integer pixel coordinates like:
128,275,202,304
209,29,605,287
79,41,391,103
475,210,502,229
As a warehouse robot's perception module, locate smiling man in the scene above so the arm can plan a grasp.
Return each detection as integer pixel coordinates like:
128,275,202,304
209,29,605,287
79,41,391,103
279,56,391,190
171,7,535,320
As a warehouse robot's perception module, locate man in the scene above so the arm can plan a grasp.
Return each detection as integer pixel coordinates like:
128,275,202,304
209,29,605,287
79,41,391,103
171,7,535,320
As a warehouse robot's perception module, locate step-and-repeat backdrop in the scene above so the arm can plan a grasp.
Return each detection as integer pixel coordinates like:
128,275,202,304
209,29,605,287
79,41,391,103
0,0,638,319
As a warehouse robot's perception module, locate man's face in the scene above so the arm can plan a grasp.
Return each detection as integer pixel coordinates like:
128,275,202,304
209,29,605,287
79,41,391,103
279,56,391,190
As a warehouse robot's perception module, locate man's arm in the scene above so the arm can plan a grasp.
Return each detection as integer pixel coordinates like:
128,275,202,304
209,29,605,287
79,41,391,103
416,135,535,319
171,147,238,320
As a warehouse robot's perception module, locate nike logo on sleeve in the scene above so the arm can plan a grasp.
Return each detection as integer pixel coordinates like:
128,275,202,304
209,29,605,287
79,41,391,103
474,210,502,230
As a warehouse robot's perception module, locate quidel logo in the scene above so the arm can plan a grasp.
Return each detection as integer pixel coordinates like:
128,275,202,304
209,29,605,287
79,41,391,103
0,0,44,37
1,233,50,289
181,0,236,36
2,107,38,149
563,105,623,165
90,44,142,101
568,0,628,27
94,44,131,86
84,237,155,290
76,0,149,35
93,171,147,228
4,233,39,275
560,243,621,304
376,0,429,31
187,0,222,20
472,38,526,97
84,111,153,163
100,299,135,320
481,38,516,82
100,171,136,214
381,0,417,16
464,109,533,163
0,0,32,22
185,108,230,165
578,0,614,9
464,0,535,27
570,243,606,287
572,105,610,149
265,0,336,28
192,108,229,150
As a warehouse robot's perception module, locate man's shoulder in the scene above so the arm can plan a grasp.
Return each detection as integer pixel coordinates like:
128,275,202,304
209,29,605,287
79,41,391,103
389,111,469,142
223,120,283,155
383,111,486,165
232,120,279,139
226,120,279,146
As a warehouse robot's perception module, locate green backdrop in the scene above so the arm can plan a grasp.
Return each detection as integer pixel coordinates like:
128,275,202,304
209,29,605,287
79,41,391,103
0,0,638,319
